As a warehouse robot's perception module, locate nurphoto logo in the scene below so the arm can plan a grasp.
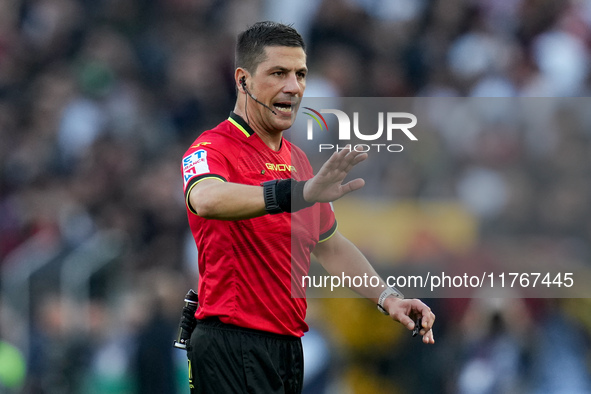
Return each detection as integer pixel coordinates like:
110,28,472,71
303,107,418,153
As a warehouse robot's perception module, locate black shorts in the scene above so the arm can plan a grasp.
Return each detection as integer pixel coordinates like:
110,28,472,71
186,317,304,394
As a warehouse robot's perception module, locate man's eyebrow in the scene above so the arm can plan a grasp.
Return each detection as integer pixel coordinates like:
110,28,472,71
268,66,308,73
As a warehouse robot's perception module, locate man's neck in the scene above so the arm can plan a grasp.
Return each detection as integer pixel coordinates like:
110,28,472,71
233,107,283,151
254,128,282,151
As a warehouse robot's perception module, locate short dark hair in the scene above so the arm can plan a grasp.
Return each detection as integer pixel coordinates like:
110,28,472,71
236,21,305,74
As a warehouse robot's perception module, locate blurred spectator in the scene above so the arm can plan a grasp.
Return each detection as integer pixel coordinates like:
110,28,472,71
530,301,591,394
455,297,533,394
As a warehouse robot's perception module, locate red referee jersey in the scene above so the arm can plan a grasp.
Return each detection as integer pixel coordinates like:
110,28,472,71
181,112,337,337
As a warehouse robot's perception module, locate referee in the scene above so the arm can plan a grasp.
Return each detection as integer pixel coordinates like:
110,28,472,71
181,21,435,394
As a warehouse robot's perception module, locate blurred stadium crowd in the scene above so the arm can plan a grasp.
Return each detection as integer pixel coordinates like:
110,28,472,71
1,0,591,393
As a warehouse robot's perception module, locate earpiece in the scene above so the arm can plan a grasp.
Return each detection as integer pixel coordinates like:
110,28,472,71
240,75,277,115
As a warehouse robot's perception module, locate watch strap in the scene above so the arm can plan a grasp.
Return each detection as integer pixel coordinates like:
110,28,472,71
377,286,405,315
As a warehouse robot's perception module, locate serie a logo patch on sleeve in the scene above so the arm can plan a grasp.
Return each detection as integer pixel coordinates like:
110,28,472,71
183,149,210,185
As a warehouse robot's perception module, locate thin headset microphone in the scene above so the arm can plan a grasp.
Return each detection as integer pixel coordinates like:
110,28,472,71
240,77,277,115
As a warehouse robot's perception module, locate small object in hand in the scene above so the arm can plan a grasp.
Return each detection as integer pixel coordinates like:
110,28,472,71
412,318,422,337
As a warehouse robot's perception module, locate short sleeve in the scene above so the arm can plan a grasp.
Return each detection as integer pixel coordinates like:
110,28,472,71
182,142,229,214
318,202,337,243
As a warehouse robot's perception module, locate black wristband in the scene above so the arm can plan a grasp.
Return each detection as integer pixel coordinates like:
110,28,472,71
262,179,315,214
262,180,282,214
290,179,314,213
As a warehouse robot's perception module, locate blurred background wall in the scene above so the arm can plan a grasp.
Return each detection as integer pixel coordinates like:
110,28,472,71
1,0,591,393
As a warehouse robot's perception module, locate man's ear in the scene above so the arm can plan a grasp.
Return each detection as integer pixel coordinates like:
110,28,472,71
235,69,249,93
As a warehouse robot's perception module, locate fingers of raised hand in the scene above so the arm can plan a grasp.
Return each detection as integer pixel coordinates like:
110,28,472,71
342,151,368,173
329,147,367,170
341,178,365,195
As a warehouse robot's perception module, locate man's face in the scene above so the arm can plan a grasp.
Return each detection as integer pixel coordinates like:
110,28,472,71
247,46,307,133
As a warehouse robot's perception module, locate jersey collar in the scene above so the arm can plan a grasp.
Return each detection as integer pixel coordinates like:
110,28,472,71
228,112,254,138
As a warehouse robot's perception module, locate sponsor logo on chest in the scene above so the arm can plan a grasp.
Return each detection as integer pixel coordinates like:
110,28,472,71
265,163,296,173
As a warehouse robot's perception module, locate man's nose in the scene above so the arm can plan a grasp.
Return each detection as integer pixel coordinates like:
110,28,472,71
283,73,303,95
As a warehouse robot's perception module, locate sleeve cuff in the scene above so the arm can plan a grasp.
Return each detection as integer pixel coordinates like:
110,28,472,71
184,174,227,215
318,220,338,243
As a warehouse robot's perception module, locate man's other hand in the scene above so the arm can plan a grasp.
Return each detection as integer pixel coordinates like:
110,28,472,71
384,297,436,344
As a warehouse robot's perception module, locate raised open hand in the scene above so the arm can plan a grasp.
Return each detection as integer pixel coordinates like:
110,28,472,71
303,146,367,203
